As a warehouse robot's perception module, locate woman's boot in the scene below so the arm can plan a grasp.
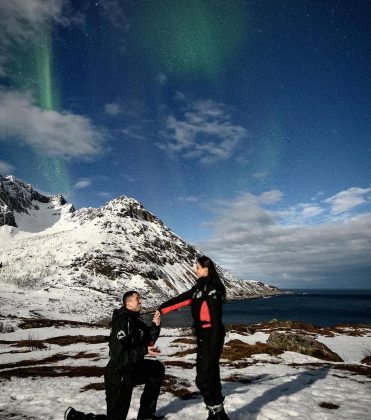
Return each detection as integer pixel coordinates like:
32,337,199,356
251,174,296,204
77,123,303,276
206,403,230,420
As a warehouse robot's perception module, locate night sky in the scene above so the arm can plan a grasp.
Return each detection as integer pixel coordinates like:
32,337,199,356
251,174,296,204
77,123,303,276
0,0,370,288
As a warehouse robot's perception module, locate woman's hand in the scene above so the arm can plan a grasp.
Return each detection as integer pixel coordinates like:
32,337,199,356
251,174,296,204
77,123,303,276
152,310,161,326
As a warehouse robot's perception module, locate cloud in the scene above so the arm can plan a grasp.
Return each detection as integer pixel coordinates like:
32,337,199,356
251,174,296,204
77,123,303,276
253,171,269,181
0,0,66,76
98,192,112,198
258,190,283,205
105,99,148,119
178,196,200,203
105,103,122,116
198,187,371,287
75,178,91,189
325,187,371,214
156,73,167,85
0,90,105,159
159,98,248,164
120,127,147,141
277,203,325,225
101,0,131,31
0,160,15,175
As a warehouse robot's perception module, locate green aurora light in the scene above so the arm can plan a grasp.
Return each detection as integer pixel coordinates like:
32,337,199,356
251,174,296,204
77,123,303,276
138,0,245,80
9,25,72,198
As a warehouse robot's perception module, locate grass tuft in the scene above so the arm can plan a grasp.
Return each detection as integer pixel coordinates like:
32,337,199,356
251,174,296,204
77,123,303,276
222,339,283,361
81,382,105,392
319,402,340,409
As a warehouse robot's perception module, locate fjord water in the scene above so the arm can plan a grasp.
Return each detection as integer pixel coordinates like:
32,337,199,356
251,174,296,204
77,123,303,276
160,289,371,327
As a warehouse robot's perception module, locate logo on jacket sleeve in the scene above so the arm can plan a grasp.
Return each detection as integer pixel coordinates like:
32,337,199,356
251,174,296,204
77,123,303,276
117,330,126,340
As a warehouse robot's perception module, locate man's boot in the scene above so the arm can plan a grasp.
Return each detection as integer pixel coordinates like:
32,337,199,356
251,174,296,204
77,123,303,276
206,403,230,420
64,407,85,420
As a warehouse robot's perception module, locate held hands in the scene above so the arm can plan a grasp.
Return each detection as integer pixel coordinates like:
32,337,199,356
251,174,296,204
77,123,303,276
152,310,161,326
147,345,161,357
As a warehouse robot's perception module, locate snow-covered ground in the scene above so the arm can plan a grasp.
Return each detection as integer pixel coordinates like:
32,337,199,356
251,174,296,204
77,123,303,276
0,322,370,420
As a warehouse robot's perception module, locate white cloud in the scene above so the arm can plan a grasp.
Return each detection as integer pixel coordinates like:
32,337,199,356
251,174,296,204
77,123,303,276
101,0,130,31
278,203,325,225
259,190,283,205
174,91,187,102
156,73,167,85
120,127,146,141
105,103,122,116
325,187,371,214
197,187,371,287
253,171,269,181
0,90,105,159
178,196,200,203
98,192,112,198
75,179,91,189
159,99,248,164
0,160,15,175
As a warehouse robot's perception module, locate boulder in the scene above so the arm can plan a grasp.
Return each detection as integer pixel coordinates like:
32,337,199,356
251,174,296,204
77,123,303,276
267,331,343,362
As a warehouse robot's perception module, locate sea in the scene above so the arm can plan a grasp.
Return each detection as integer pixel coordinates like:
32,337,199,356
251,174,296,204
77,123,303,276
158,289,371,328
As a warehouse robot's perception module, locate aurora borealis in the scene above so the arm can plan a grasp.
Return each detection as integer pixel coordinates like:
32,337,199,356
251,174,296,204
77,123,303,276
0,0,371,288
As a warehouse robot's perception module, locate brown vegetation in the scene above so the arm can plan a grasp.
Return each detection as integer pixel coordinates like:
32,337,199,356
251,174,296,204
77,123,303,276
45,335,108,346
161,374,199,399
81,382,105,392
0,365,104,380
242,320,371,338
0,353,69,370
18,317,108,329
224,374,265,384
172,337,197,345
163,360,194,369
1,335,108,350
319,402,340,409
289,362,371,379
171,347,197,357
222,339,283,361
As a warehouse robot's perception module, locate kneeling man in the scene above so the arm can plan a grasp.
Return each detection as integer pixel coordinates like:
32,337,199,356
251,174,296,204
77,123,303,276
65,291,164,420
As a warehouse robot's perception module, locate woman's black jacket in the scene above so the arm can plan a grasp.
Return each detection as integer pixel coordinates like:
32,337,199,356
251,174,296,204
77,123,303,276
107,307,160,373
158,277,225,352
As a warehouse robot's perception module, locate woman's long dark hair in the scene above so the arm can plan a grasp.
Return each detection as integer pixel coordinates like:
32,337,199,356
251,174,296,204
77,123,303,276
197,255,226,300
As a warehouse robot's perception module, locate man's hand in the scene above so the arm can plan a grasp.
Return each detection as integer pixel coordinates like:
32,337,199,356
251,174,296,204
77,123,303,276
147,345,161,357
152,310,161,326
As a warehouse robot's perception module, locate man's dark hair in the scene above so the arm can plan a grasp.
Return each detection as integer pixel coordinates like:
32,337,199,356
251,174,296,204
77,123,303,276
122,290,139,307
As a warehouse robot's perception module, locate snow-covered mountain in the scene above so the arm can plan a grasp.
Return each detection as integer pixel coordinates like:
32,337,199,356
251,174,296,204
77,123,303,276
0,175,281,323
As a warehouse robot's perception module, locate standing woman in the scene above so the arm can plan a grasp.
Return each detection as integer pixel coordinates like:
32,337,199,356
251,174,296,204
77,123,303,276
156,256,229,420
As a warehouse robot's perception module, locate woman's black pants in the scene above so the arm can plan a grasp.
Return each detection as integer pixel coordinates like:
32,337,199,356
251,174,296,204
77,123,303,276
104,359,165,420
195,329,225,406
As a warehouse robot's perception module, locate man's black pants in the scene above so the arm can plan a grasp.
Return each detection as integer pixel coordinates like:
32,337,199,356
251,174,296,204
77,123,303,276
195,329,225,407
105,359,165,420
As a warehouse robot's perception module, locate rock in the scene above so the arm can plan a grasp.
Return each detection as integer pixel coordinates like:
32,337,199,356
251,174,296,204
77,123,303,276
267,331,343,362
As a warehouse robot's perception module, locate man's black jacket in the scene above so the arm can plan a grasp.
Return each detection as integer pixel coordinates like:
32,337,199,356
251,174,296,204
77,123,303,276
108,307,160,373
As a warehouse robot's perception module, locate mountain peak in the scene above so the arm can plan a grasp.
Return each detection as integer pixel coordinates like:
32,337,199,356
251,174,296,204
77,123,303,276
101,195,162,225
0,175,70,228
0,176,281,321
